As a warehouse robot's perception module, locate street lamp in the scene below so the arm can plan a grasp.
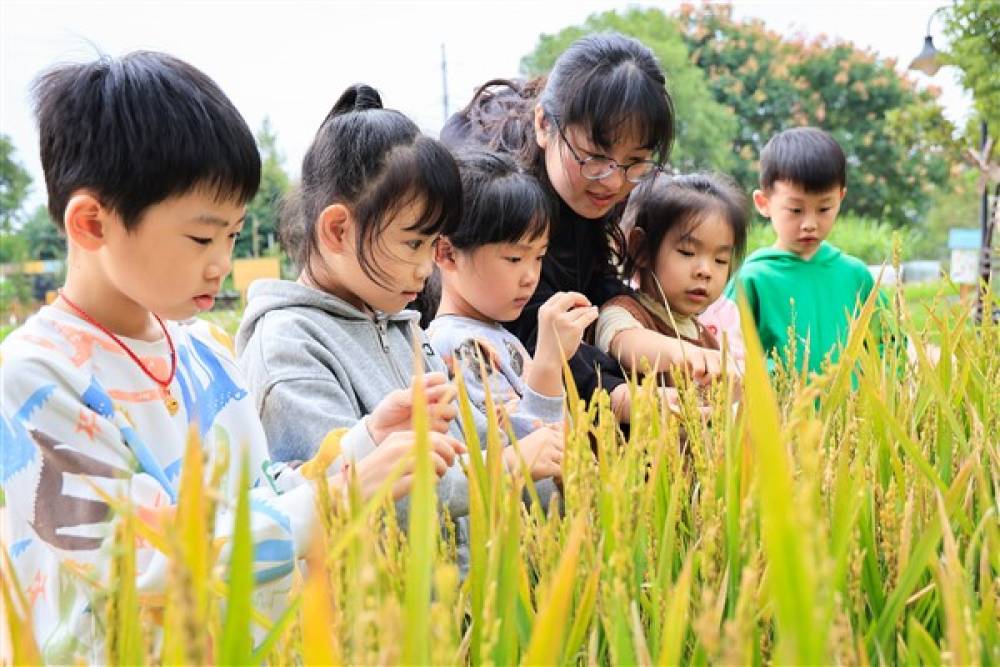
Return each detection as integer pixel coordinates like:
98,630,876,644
908,9,946,75
909,6,995,324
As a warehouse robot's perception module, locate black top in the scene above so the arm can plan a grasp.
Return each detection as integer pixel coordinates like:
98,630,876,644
440,99,633,402
505,197,633,401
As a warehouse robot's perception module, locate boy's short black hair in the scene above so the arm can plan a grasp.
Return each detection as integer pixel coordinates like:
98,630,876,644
759,127,846,193
33,51,260,231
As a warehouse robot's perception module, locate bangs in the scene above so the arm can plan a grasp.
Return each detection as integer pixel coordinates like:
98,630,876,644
353,136,462,286
34,51,260,229
473,183,550,246
760,128,846,193
563,61,674,158
356,136,462,240
446,149,552,251
764,156,846,194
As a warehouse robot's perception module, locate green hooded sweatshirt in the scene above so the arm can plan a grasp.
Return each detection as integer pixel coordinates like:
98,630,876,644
723,241,875,375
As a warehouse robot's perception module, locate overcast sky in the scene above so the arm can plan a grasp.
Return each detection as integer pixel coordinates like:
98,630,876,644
2,0,971,213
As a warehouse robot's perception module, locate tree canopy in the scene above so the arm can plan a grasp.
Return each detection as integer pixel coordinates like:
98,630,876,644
944,0,1000,133
1,134,32,233
238,117,291,258
520,5,958,226
521,8,738,174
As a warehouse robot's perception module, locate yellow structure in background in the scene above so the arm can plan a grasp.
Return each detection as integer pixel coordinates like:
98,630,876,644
232,257,281,300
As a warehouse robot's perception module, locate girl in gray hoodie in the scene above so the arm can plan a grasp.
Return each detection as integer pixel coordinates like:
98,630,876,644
236,84,471,524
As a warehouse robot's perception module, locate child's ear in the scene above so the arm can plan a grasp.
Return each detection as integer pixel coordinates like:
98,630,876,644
317,203,351,254
434,236,457,268
627,227,648,268
837,186,847,202
64,191,108,251
533,104,550,150
751,189,771,218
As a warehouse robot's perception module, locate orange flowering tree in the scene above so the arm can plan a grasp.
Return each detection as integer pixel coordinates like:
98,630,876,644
676,3,956,226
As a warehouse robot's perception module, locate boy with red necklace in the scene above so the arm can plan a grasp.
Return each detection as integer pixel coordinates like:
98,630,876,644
0,52,463,663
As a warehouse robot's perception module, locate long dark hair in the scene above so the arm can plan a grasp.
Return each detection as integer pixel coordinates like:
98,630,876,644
281,84,462,287
440,33,674,267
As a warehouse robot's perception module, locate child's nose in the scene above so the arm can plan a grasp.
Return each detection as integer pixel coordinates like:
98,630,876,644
206,248,232,281
414,254,434,281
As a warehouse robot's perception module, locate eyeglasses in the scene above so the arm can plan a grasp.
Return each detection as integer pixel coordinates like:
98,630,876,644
549,115,660,184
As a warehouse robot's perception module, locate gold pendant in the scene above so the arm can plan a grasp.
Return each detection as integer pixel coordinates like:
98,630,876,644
163,393,180,416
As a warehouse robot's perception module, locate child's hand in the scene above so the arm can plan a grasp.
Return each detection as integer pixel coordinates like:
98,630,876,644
684,345,741,386
348,431,467,501
658,387,713,419
503,424,565,481
367,372,457,444
610,383,631,423
535,292,599,365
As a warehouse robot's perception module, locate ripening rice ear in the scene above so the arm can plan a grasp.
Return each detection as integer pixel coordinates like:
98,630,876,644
316,203,352,254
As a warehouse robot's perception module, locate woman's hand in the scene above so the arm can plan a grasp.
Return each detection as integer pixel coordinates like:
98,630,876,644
610,383,631,423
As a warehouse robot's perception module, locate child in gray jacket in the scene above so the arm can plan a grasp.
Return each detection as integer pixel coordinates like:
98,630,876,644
237,84,470,520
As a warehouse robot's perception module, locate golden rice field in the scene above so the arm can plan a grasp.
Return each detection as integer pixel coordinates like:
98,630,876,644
3,281,998,665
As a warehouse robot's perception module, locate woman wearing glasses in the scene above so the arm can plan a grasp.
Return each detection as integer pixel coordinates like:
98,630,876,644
441,33,732,422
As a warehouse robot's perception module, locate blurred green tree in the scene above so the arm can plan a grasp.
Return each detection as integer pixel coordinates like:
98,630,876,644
521,8,738,173
675,4,955,226
238,117,291,258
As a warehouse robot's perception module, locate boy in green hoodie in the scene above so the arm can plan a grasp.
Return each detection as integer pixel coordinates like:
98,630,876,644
720,127,876,375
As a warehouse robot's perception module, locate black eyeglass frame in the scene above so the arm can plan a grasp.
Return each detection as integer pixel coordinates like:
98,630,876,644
548,113,662,184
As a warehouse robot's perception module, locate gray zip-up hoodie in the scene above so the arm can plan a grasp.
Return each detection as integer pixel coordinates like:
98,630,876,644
236,279,470,522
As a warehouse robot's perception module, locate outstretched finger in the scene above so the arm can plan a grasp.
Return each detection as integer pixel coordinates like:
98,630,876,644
412,371,448,388
569,306,599,326
429,432,466,462
387,387,414,409
430,452,450,477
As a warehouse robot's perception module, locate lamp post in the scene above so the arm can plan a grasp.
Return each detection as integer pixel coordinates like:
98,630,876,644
909,7,994,323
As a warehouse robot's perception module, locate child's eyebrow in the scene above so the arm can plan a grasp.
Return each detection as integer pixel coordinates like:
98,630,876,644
513,242,548,251
192,213,246,227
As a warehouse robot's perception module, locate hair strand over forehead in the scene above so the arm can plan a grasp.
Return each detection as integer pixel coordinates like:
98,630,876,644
447,150,552,251
759,127,846,194
280,84,461,287
622,172,749,282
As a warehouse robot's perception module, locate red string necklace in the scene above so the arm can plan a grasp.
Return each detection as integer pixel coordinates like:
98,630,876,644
57,289,180,415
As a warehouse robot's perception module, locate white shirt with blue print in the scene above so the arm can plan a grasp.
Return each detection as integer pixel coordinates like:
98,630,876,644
0,306,317,664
